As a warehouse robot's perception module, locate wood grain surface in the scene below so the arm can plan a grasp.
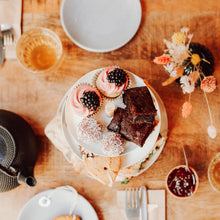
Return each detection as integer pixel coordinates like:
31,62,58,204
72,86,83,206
1,0,220,219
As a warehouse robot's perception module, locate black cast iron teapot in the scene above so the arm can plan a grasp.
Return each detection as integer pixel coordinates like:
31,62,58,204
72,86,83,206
0,109,38,192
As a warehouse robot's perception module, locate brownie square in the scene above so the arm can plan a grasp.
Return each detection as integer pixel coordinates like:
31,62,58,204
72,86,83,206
120,116,154,147
123,86,157,123
107,107,124,133
107,108,154,147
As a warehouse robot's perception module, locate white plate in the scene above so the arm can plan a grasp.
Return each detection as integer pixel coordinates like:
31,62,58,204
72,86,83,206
61,68,162,168
18,187,98,220
60,0,142,52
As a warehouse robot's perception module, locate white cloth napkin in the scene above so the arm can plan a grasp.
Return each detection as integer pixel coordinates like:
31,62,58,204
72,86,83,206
45,113,86,175
117,190,165,220
0,0,22,59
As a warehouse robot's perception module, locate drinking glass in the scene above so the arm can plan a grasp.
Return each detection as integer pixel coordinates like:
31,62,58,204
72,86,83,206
16,27,63,74
208,153,220,192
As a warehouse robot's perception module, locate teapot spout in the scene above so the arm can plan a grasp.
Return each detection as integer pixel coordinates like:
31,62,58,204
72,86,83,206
17,172,37,187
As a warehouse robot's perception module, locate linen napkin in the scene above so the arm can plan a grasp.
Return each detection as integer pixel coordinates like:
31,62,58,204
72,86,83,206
0,0,22,59
45,113,121,184
117,190,165,220
45,113,86,175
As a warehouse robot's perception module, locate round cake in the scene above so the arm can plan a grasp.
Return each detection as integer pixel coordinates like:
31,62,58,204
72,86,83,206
69,85,102,117
96,67,129,98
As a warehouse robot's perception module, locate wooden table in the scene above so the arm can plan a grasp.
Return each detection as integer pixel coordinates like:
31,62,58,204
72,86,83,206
1,0,220,219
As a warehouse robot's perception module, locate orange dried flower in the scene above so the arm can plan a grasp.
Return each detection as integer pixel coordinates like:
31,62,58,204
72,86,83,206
182,101,192,118
153,56,171,65
201,76,217,93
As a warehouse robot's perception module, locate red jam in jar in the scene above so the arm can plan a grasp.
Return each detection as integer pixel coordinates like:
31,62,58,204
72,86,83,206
167,166,197,197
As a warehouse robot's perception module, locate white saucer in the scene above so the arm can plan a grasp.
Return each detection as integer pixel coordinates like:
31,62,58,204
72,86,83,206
60,0,142,52
17,187,98,220
60,68,164,168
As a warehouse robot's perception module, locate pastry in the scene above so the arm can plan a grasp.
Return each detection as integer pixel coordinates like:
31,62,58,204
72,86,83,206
96,66,129,98
120,112,154,146
52,215,81,220
101,132,125,156
77,117,103,144
107,108,154,147
123,86,157,124
69,85,102,117
84,154,121,185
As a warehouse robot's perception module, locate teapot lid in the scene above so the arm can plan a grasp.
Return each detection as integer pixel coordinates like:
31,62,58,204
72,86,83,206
0,125,16,168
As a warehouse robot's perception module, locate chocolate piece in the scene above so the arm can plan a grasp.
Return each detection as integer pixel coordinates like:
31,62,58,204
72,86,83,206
120,116,154,146
123,86,157,123
107,108,124,133
107,108,154,147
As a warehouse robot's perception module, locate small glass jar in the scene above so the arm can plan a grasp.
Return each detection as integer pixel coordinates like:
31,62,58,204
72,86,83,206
208,153,220,192
166,165,199,199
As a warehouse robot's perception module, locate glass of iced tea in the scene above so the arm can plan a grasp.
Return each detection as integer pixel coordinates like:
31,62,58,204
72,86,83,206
208,153,220,192
16,27,63,74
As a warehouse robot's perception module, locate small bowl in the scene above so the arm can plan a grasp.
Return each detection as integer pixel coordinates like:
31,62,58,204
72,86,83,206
208,153,220,192
16,27,63,74
166,165,199,199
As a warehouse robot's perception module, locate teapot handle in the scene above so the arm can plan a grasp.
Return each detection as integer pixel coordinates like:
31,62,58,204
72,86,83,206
0,163,17,177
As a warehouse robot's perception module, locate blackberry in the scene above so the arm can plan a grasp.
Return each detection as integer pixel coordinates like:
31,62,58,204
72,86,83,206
107,68,127,86
80,91,100,111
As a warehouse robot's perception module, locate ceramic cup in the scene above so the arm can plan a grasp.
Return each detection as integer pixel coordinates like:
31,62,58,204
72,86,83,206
166,165,199,199
16,27,63,74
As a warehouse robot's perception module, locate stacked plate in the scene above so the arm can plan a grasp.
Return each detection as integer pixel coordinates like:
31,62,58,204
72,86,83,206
60,68,168,174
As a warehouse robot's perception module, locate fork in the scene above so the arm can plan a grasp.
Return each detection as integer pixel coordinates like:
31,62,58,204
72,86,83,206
125,188,140,220
1,24,14,46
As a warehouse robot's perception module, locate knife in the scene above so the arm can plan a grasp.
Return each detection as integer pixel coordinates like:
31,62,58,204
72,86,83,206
0,36,4,67
140,186,148,220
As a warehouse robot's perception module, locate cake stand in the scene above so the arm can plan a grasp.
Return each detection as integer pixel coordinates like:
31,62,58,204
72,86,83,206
59,68,167,171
